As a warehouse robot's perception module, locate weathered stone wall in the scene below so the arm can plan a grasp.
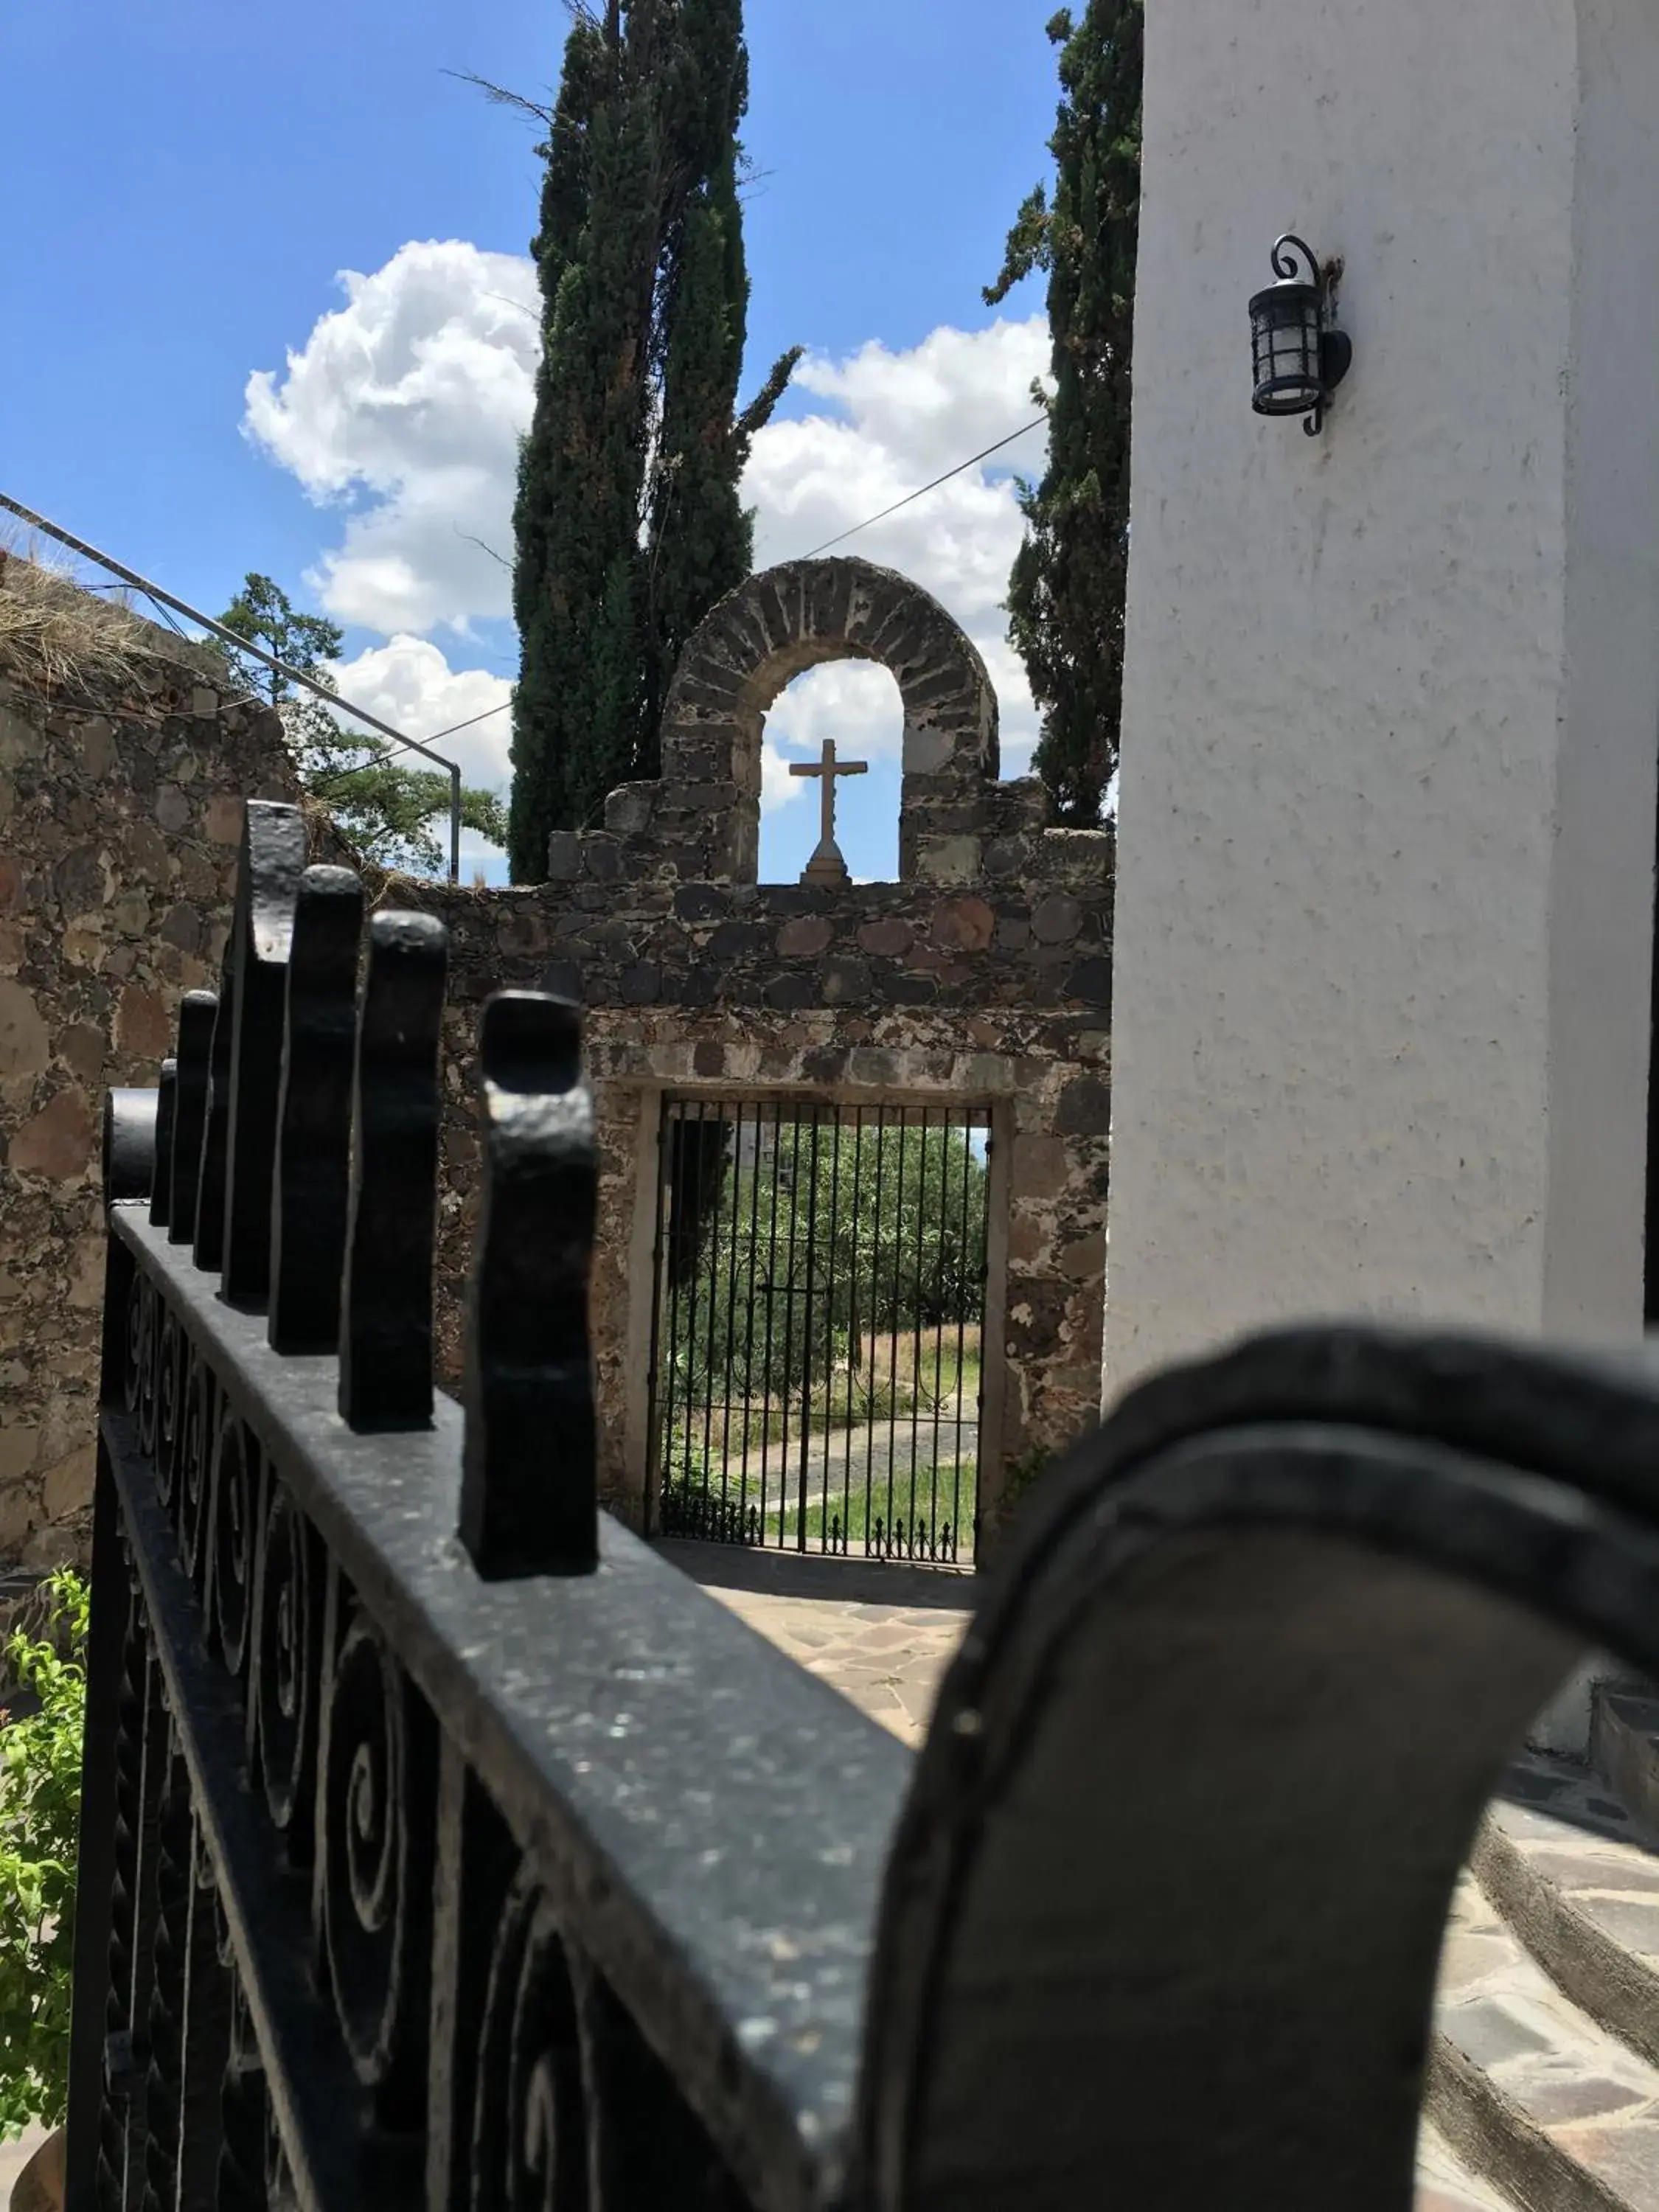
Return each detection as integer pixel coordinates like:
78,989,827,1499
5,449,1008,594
389,556,1116,1551
641,556,1002,883
396,855,1113,1543
1,553,1112,1574
0,628,302,1568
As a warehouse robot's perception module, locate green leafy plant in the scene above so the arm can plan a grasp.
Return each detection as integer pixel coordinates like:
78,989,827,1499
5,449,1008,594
209,574,508,877
1001,1447,1054,1513
0,1571,88,2138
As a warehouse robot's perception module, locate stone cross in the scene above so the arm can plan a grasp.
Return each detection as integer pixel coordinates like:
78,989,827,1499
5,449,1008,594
790,739,868,888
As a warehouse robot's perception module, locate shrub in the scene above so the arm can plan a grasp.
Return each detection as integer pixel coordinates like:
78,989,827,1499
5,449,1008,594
0,1571,88,2137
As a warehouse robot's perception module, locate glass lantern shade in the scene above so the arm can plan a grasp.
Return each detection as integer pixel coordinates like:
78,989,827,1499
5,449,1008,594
1250,279,1327,417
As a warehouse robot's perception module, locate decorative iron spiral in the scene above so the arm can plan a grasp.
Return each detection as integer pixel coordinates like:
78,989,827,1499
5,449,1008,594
96,1607,152,2212
262,2105,297,2211
156,1307,183,1506
321,1608,431,2106
177,1354,215,1586
254,1482,313,1843
217,1967,271,2212
123,1271,145,1416
212,1411,257,1680
138,1276,161,1461
470,1875,588,2212
1270,232,1320,284
142,1731,192,2212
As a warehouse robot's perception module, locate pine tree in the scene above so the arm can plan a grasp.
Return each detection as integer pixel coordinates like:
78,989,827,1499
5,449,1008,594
210,574,507,877
507,0,798,882
987,1,1142,824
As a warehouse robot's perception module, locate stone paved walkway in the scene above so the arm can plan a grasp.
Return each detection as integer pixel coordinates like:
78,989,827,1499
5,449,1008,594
655,1537,1541,2212
655,1538,973,1747
0,2123,57,2209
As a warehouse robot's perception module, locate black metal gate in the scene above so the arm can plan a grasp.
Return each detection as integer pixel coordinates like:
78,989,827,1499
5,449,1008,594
647,1098,992,1564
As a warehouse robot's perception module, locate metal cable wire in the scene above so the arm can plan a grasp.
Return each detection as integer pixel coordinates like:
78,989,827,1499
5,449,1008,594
0,492,467,880
793,415,1046,561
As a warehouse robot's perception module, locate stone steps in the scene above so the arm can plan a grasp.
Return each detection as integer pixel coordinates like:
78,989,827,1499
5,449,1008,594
1593,1690,1659,1843
1416,2122,1531,2211
1429,1865,1659,2211
1424,1727,1659,2212
1472,1770,1659,2073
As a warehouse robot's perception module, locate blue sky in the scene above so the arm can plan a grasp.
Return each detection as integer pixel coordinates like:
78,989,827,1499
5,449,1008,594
4,0,1059,883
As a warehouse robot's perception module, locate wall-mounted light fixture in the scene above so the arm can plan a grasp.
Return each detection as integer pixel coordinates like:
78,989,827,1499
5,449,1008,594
1250,234,1352,437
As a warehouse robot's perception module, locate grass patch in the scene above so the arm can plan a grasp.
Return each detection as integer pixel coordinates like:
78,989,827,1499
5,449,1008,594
764,1461,979,1555
669,1330,983,1450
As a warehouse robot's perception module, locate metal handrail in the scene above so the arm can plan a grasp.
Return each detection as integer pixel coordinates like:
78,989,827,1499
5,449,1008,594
0,491,465,880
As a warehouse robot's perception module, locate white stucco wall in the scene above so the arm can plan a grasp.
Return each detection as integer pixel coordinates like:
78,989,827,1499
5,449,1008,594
1108,0,1659,1406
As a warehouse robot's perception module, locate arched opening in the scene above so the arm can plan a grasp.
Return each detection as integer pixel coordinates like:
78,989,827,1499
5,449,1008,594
757,658,903,886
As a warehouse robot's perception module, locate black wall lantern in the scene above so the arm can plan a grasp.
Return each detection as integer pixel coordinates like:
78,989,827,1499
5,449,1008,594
1250,234,1352,436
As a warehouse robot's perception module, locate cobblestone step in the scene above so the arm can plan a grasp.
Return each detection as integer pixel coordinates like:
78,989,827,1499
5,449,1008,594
1472,1761,1659,2072
1593,1688,1659,1843
674,1543,1659,2207
1416,2121,1528,2210
1428,1862,1659,2212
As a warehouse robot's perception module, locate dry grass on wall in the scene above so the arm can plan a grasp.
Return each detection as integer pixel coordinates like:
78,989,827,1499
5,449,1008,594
0,543,172,701
0,560,316,1572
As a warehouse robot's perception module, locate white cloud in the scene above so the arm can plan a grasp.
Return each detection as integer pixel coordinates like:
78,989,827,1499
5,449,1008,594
456,827,511,888
760,739,806,817
243,240,538,636
793,321,1049,476
327,636,515,877
744,316,1048,784
327,634,513,796
247,243,1051,862
746,321,1048,629
759,662,904,818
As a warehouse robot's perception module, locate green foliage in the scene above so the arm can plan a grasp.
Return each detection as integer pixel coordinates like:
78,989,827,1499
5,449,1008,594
661,1121,989,1407
1001,1445,1054,1509
507,0,799,878
764,1461,978,1547
209,574,507,875
0,1571,89,2138
988,1,1143,823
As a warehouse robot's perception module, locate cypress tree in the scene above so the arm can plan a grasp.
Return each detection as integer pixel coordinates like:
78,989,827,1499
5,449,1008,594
509,4,655,877
643,0,801,742
987,1,1143,824
507,0,797,882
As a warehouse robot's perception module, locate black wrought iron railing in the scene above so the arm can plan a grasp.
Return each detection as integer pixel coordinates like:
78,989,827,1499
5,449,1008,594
647,1098,990,1565
68,803,912,2212
65,796,1659,2210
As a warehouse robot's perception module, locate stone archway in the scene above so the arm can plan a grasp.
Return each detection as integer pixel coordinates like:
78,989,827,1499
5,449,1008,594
657,557,999,882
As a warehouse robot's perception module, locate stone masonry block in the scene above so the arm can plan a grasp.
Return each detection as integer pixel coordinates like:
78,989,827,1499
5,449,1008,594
916,836,984,886
604,783,657,836
1032,894,1085,946
777,916,834,959
931,897,995,953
